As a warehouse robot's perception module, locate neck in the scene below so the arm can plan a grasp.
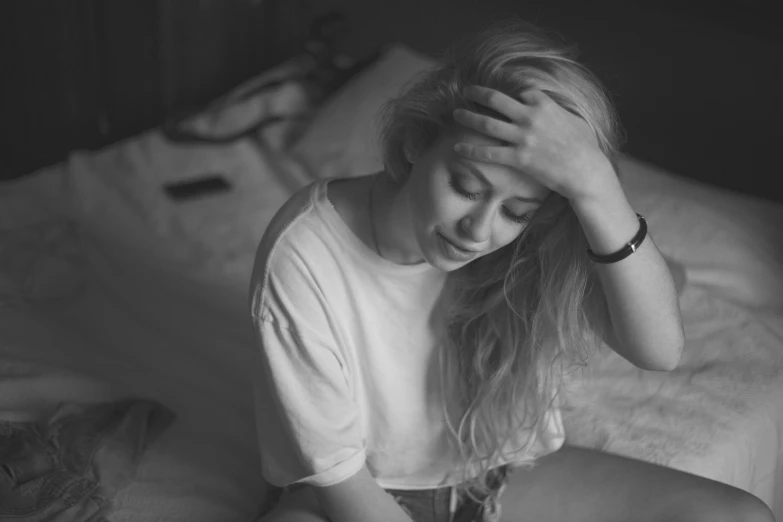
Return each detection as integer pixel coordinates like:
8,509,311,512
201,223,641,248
371,172,425,265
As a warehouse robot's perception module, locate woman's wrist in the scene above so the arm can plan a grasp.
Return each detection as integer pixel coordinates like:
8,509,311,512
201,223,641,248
560,154,616,202
569,178,641,257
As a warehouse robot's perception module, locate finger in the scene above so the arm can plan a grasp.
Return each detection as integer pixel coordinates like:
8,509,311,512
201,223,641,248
518,89,550,106
453,109,521,143
463,85,529,122
453,143,517,167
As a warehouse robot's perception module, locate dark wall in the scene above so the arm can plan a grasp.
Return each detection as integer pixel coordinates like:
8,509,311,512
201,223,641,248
0,0,290,181
3,0,781,205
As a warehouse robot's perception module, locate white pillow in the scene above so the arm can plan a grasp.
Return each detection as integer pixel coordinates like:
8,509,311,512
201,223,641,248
291,44,436,180
618,156,783,311
291,43,783,311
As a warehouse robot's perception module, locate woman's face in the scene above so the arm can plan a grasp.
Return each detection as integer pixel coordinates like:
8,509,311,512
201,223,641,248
405,126,551,272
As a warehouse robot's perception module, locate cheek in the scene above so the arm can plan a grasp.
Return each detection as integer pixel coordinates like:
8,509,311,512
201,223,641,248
431,171,474,223
489,224,525,252
410,165,452,226
431,192,465,225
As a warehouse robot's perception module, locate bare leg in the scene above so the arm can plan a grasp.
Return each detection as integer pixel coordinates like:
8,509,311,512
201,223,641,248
500,445,775,522
260,487,328,522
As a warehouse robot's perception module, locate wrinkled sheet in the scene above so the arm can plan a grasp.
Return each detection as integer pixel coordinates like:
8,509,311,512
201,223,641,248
563,285,783,516
1,130,782,520
0,131,305,521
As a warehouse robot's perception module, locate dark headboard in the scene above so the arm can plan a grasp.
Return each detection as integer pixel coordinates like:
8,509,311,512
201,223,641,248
4,0,782,205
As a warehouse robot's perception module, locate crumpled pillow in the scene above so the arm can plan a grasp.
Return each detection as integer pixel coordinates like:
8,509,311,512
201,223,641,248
291,44,435,180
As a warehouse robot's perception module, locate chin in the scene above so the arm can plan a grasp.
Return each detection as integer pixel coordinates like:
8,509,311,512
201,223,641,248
422,232,473,272
420,246,450,272
415,233,450,272
429,257,463,273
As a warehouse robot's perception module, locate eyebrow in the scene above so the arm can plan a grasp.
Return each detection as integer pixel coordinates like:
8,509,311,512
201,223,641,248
454,159,544,204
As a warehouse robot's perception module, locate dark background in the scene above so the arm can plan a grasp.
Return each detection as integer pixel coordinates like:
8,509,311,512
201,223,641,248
2,0,781,204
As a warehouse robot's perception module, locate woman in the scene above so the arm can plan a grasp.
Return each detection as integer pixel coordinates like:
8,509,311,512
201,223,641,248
249,19,775,522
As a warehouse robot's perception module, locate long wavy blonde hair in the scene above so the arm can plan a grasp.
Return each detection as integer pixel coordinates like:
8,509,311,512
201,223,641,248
377,19,623,495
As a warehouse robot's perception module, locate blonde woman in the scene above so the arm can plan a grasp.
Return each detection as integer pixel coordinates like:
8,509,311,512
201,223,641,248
250,19,774,522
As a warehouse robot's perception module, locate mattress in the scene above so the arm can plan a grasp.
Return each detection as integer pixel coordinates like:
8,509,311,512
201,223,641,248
2,44,783,520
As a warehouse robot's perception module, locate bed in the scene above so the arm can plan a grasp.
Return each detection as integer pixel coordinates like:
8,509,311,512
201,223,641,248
2,24,783,522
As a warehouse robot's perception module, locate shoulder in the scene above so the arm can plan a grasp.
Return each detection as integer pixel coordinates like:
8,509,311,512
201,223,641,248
250,183,319,301
249,181,347,322
257,182,321,262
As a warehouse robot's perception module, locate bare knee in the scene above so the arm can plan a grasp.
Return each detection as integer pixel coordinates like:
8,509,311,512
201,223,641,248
665,487,775,522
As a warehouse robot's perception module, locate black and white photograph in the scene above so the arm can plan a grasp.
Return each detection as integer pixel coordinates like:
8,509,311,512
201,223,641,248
1,1,781,521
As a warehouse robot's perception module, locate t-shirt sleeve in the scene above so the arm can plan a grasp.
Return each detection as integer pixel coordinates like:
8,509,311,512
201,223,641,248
250,246,365,488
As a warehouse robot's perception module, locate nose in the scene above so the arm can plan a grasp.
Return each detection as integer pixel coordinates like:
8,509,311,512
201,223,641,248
458,207,492,245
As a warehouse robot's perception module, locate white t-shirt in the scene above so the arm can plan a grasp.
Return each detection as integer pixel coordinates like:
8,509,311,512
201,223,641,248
249,178,565,490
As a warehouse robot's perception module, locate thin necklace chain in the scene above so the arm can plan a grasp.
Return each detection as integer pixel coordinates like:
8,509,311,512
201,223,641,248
368,173,382,258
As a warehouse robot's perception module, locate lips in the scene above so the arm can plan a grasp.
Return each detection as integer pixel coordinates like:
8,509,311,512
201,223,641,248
438,232,479,262
444,235,477,252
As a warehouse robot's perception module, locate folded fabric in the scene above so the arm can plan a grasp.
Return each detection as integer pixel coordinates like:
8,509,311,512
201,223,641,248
0,399,175,521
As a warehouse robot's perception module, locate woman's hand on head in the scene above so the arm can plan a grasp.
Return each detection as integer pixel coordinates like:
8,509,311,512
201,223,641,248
452,85,616,202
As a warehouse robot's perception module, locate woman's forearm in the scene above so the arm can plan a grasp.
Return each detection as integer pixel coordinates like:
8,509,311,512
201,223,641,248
571,172,684,371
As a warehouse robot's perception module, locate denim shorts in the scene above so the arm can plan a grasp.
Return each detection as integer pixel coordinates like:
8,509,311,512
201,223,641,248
386,466,511,522
266,466,511,522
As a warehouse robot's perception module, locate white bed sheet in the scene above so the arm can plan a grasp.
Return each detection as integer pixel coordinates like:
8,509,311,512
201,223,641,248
0,130,309,521
2,122,783,519
562,283,783,516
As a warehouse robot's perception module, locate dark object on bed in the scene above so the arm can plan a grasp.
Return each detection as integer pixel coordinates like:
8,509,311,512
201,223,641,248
163,174,232,202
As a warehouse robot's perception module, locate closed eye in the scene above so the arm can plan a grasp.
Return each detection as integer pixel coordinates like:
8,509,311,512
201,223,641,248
449,177,530,225
449,177,479,201
503,209,530,224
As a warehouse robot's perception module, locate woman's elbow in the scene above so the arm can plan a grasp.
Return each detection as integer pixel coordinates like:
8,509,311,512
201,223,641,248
640,331,685,372
614,320,684,371
647,346,683,371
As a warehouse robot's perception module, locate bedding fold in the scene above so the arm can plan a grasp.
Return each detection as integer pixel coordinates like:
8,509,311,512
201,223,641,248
1,399,174,521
